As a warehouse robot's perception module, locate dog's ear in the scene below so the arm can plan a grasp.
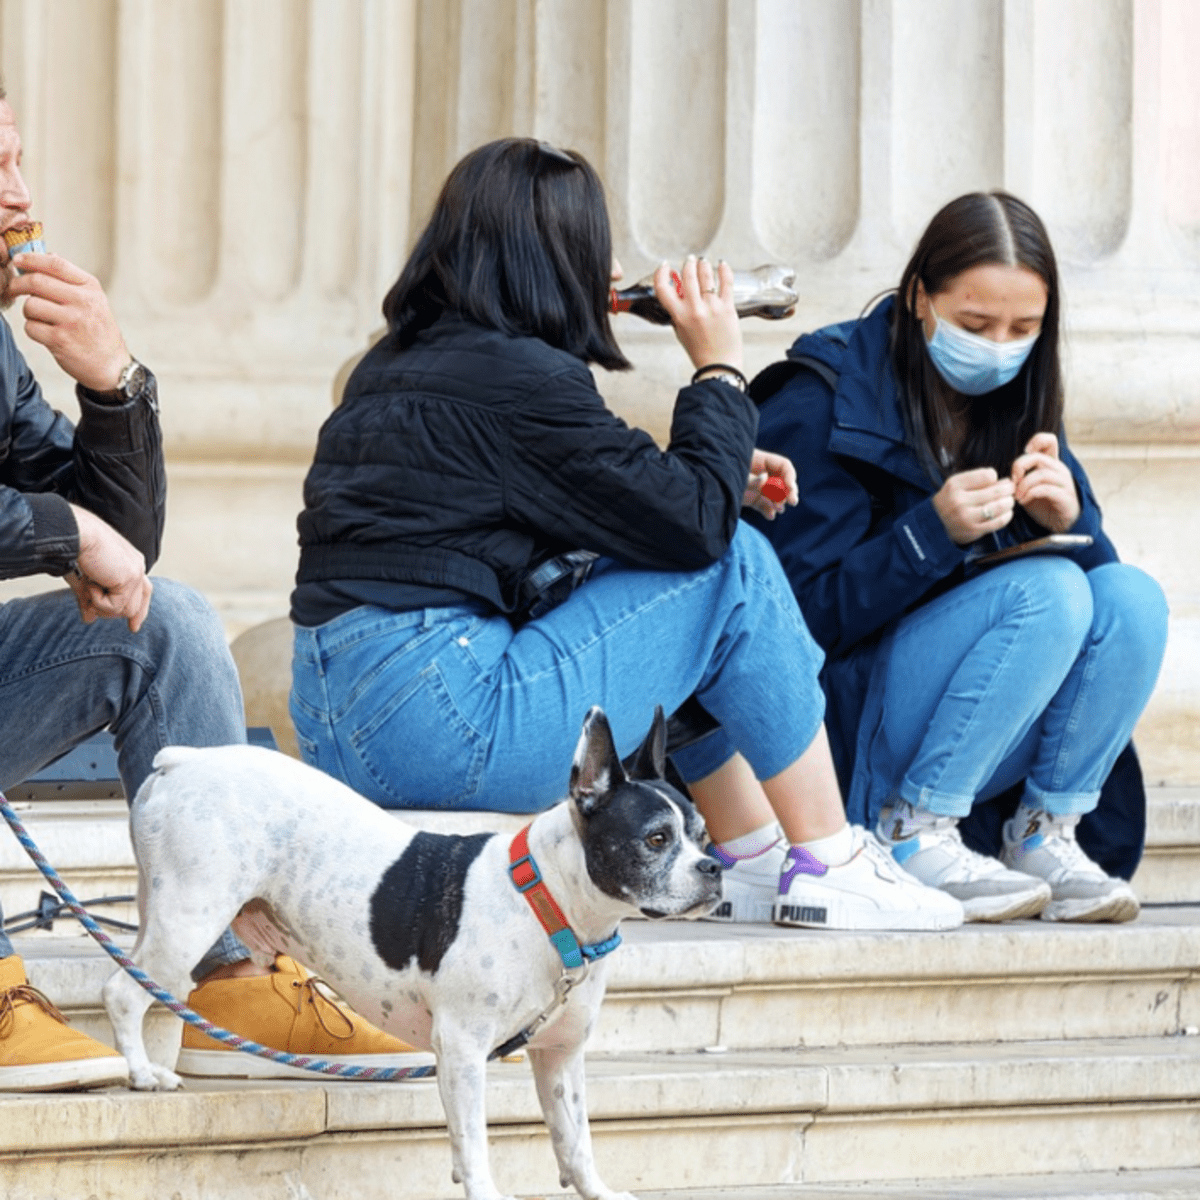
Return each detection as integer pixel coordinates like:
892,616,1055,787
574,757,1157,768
624,705,667,781
570,707,626,819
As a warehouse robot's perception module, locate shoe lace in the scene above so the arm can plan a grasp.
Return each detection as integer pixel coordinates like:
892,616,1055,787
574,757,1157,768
919,822,1006,883
856,829,908,883
291,976,357,1041
0,984,69,1037
1027,817,1102,879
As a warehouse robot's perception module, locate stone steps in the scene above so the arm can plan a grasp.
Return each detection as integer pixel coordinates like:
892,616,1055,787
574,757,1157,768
4,788,1199,938
6,796,1200,1198
5,909,1200,1198
2,1036,1199,1198
16,908,1200,1055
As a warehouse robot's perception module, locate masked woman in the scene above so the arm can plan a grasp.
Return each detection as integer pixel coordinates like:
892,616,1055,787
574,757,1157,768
749,191,1167,923
288,138,961,932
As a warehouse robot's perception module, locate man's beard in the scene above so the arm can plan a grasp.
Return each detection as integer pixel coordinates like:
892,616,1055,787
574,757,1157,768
0,259,14,310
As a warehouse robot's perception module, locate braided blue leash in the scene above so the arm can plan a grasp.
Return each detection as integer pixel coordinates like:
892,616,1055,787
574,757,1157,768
0,792,435,1081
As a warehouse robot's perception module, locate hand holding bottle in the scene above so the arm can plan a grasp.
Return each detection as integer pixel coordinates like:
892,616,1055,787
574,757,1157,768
653,256,743,374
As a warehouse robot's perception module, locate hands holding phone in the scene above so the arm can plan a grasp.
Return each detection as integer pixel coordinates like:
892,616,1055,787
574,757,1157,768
933,431,1081,546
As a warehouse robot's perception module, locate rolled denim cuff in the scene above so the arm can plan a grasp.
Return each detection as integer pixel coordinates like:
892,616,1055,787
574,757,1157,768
899,777,975,820
1022,778,1101,818
191,927,252,983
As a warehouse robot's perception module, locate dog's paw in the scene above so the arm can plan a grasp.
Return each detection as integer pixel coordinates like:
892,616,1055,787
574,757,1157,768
129,1063,183,1091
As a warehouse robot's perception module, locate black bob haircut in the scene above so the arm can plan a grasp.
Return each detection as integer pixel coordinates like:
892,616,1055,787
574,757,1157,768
383,138,631,371
891,190,1063,483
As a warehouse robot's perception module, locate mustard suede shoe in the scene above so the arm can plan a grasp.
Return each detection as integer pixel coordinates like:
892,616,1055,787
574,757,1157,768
0,955,129,1092
176,955,435,1080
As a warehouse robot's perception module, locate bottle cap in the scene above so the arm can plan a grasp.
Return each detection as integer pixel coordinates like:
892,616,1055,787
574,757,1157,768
761,476,789,505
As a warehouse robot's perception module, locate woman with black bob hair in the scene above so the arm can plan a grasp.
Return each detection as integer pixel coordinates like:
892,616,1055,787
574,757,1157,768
749,191,1168,924
289,138,961,933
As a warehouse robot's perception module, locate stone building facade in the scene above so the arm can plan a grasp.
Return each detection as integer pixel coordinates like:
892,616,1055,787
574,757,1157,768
1,0,1196,779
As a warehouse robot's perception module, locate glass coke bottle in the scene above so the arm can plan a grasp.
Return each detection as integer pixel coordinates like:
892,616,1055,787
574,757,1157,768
610,264,798,324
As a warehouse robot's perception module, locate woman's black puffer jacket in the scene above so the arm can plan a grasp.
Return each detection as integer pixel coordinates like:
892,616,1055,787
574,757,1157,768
296,314,758,615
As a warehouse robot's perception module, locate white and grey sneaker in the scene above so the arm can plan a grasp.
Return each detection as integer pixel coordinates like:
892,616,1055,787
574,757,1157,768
877,801,1050,922
703,840,787,924
772,826,964,932
1001,809,1140,923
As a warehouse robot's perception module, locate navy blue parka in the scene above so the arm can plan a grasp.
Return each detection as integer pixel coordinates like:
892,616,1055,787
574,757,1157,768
748,296,1145,878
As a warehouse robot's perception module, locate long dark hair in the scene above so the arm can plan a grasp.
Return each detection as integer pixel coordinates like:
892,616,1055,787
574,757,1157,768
382,138,631,370
892,191,1062,481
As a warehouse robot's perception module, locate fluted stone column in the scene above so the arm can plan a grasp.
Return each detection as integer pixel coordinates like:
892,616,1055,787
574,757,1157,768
0,0,1195,777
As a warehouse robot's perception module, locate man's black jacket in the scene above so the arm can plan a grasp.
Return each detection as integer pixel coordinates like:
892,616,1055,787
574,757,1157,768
0,314,164,580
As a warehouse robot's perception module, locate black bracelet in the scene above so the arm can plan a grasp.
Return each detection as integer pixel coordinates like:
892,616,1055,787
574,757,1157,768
691,363,748,392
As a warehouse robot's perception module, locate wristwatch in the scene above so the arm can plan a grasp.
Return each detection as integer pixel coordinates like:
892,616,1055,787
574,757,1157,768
114,358,149,403
87,357,153,408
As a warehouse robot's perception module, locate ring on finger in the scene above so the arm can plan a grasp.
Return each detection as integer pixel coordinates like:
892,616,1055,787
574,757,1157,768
981,504,994,521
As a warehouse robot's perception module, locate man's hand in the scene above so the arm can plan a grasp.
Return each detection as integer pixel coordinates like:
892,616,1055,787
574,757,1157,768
68,505,153,632
6,252,130,392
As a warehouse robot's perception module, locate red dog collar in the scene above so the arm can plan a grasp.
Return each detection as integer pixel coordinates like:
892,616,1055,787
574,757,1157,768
508,825,620,971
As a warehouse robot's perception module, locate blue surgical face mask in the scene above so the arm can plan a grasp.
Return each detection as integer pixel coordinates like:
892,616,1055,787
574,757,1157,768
924,299,1039,395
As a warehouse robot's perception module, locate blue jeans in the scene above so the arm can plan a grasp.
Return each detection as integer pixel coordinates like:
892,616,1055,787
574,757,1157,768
850,558,1168,822
0,579,248,976
291,523,827,812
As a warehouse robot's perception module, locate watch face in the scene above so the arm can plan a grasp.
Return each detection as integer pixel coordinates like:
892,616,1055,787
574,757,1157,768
120,361,147,400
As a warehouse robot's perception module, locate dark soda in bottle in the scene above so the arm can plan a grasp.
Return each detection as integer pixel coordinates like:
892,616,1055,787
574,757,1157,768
611,264,798,324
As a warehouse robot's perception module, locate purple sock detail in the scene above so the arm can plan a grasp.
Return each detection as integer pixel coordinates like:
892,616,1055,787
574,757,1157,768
779,845,829,891
708,843,739,870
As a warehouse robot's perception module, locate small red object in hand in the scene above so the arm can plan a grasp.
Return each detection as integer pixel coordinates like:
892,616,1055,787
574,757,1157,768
760,476,789,505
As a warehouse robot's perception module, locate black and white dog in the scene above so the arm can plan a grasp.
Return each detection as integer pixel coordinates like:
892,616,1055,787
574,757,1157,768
103,706,722,1200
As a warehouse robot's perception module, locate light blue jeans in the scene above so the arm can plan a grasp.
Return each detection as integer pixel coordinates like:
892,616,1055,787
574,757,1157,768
850,558,1168,822
290,524,827,812
0,580,248,976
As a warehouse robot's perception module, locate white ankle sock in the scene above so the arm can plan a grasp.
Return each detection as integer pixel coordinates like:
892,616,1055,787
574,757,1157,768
799,823,855,868
717,821,782,862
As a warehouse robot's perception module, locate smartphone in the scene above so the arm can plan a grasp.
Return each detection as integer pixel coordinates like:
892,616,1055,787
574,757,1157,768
971,534,1093,569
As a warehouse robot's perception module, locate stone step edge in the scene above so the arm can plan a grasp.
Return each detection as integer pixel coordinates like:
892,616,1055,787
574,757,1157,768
2,1035,1199,1156
633,1173,1200,1200
4,788,1199,870
16,908,1200,1005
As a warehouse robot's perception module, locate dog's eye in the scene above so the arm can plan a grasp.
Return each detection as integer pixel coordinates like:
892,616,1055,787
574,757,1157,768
646,830,671,849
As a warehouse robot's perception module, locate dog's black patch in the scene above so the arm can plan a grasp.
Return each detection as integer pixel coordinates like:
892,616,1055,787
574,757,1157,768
369,831,494,974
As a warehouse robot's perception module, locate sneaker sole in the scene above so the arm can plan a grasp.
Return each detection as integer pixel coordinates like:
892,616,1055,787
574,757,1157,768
771,897,962,932
0,1055,129,1092
700,890,776,924
1041,889,1141,924
959,885,1051,922
175,1047,436,1080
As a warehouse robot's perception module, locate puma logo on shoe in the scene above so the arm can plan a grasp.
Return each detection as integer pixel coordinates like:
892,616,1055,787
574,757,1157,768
776,904,828,924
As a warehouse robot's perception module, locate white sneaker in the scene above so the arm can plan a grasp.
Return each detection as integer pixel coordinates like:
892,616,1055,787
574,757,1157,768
1001,810,1140,923
877,801,1050,922
702,841,787,924
772,827,964,932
